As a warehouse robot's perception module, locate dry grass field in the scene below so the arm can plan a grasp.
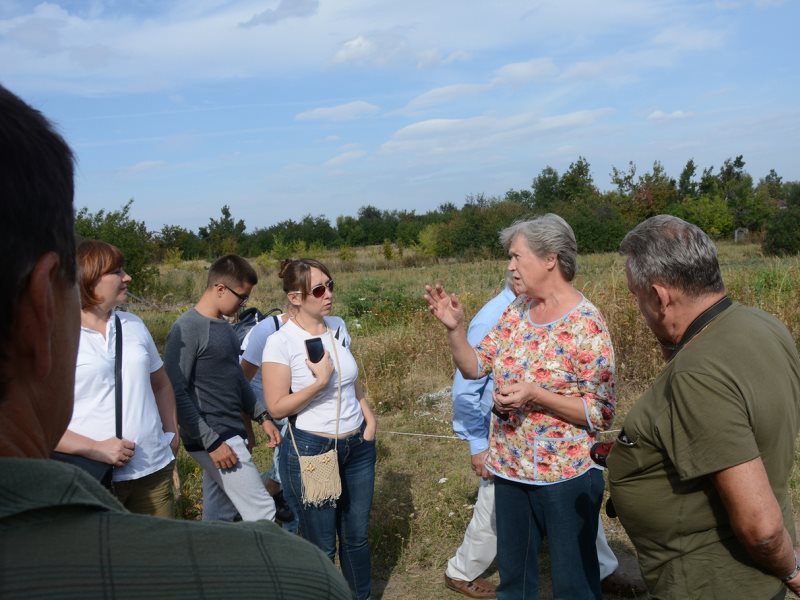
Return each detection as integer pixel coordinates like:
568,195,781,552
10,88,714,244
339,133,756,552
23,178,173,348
135,242,800,599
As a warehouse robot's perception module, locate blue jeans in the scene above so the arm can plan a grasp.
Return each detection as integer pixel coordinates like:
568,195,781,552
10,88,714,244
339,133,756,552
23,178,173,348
279,422,376,600
494,469,603,600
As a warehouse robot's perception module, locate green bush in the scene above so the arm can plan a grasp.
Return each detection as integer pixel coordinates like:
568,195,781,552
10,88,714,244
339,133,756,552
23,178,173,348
555,197,629,253
763,207,800,256
75,199,159,296
668,194,734,239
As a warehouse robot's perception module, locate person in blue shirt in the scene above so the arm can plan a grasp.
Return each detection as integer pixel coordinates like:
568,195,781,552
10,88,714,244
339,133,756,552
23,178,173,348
444,276,643,598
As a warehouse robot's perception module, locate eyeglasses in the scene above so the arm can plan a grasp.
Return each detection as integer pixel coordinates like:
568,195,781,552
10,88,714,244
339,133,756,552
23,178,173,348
291,279,334,299
219,283,249,306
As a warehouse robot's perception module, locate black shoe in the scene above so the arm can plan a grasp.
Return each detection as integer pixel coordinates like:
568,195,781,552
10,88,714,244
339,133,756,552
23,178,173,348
272,491,294,524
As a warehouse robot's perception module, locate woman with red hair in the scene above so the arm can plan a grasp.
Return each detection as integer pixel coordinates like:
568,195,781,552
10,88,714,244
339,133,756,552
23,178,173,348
55,240,178,516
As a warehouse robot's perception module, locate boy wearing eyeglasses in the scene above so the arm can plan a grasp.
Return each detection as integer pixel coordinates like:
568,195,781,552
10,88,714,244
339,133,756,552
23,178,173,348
164,254,279,521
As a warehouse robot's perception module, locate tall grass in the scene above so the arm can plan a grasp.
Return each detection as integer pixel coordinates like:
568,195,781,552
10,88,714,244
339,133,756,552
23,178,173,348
131,242,800,599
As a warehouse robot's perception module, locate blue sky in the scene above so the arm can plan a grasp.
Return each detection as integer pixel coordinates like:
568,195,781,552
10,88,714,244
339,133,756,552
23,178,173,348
3,0,798,233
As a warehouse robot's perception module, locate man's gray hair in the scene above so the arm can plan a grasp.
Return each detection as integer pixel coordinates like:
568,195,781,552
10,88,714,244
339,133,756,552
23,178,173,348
499,213,578,281
620,215,725,296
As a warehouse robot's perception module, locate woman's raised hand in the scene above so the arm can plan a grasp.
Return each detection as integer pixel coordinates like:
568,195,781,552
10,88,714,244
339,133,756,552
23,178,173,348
306,350,334,387
423,283,464,331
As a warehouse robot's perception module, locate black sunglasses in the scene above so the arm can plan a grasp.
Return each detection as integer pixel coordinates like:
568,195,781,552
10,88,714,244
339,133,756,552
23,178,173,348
220,283,249,306
292,279,334,299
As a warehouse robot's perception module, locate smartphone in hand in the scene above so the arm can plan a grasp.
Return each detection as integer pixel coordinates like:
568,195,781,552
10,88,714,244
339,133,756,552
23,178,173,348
304,337,325,363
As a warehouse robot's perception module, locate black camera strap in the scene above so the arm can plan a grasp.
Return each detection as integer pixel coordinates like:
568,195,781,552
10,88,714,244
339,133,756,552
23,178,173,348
663,295,732,361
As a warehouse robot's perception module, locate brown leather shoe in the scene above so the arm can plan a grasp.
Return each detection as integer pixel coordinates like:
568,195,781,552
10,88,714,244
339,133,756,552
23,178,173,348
444,573,496,598
601,569,647,597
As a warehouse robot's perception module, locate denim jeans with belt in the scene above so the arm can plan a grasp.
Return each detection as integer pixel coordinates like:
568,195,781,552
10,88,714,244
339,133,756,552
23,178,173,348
279,421,376,600
494,468,604,600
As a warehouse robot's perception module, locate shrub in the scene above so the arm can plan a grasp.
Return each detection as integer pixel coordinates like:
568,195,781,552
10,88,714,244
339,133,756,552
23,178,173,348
75,199,159,296
763,207,800,256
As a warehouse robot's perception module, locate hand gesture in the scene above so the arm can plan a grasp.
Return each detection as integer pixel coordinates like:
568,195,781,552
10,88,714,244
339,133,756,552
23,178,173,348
260,419,282,448
423,283,464,331
306,350,334,387
209,441,239,470
494,382,539,415
470,449,492,480
93,437,135,467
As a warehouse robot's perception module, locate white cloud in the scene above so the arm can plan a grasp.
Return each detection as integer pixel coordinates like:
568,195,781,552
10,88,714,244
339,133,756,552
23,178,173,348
240,0,318,28
122,160,167,175
332,31,407,66
652,26,725,51
324,150,366,168
404,83,491,110
492,58,557,85
416,47,470,69
648,109,694,121
381,108,612,156
296,101,379,121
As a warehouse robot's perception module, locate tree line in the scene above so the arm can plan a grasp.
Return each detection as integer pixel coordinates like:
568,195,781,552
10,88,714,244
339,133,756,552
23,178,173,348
77,155,800,293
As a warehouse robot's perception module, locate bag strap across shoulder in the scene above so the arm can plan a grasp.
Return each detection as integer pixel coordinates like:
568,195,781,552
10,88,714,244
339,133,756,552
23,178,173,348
114,314,123,439
288,328,342,453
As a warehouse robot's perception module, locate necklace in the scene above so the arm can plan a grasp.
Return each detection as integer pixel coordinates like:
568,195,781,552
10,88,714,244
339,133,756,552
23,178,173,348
291,315,326,336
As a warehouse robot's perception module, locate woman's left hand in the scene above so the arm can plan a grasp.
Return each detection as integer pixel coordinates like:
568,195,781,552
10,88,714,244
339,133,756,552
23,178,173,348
493,382,540,415
364,418,377,442
260,419,282,448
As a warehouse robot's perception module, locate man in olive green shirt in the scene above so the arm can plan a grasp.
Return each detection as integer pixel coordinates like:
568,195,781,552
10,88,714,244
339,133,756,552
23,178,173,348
0,85,352,600
608,215,800,599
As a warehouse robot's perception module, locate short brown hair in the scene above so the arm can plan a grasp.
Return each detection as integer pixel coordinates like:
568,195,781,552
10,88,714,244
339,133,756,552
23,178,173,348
207,254,258,289
77,240,125,309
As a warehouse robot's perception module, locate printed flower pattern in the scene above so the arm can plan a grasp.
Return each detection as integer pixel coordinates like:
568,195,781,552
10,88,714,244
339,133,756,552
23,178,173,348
475,295,616,483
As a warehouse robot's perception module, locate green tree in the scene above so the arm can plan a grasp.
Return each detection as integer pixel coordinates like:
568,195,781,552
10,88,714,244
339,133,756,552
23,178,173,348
763,207,800,256
677,159,698,201
610,161,637,197
75,199,158,295
784,181,800,208
668,195,734,238
633,161,677,219
554,194,628,253
718,156,760,229
757,169,783,201
531,166,561,210
558,157,597,203
157,225,203,260
198,205,246,258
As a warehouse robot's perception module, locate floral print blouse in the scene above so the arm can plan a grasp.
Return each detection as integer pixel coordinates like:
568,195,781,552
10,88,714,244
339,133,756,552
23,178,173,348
475,294,616,484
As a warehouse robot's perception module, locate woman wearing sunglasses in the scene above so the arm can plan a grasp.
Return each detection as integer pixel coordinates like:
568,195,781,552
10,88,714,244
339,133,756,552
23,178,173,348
262,258,377,600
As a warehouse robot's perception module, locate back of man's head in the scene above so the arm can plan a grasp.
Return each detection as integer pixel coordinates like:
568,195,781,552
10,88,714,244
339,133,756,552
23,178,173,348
0,86,76,399
207,254,258,288
620,214,725,297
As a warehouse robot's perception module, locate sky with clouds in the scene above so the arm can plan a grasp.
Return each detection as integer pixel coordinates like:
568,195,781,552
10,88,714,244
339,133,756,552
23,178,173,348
3,0,798,232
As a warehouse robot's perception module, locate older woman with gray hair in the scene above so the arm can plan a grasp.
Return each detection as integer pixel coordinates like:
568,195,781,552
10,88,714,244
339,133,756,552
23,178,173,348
425,214,616,599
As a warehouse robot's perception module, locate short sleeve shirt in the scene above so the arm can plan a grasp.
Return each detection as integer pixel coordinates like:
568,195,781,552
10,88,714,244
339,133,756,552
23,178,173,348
71,311,174,481
262,317,362,434
608,304,800,599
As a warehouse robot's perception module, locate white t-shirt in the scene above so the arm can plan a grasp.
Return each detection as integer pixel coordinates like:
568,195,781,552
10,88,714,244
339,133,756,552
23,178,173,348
70,311,174,481
240,313,283,402
262,317,362,435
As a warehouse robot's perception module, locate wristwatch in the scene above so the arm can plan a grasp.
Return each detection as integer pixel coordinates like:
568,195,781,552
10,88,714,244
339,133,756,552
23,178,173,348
781,554,800,583
254,411,271,425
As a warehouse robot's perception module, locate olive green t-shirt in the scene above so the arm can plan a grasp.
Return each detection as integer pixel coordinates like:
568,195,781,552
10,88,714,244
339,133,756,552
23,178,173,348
608,303,800,600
